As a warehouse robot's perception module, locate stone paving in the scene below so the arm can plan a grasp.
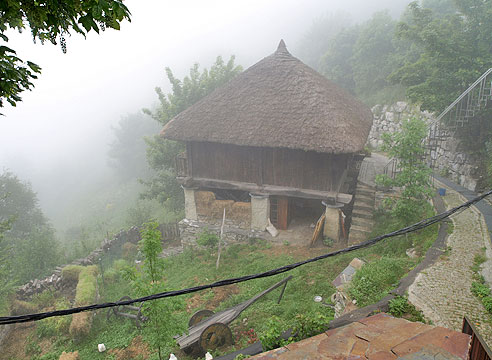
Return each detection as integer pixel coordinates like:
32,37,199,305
408,187,492,346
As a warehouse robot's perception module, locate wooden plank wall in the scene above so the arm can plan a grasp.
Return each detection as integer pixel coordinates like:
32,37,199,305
190,142,350,193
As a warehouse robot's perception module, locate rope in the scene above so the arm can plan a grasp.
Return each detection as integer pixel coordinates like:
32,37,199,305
1,189,490,326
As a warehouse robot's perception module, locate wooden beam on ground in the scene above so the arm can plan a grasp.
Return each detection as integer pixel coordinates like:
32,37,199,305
177,177,353,204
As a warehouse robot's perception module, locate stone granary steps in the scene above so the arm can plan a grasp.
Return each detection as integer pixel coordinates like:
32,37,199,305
348,182,376,245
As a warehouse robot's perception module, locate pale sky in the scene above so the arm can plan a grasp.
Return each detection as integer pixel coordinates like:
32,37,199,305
0,0,408,199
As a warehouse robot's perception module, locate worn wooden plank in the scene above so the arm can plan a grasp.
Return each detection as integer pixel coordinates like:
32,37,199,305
277,196,289,230
188,142,351,193
179,177,352,204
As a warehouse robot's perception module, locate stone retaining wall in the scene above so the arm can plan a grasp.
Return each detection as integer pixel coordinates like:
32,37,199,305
179,218,265,248
15,226,142,300
368,102,481,191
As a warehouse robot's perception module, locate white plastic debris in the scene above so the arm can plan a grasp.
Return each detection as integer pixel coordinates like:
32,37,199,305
205,352,213,360
266,218,279,237
98,344,106,353
169,354,178,360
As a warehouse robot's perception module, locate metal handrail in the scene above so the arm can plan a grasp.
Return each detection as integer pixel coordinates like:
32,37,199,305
436,68,492,122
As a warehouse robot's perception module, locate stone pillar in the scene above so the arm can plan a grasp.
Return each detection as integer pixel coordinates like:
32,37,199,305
323,202,343,242
250,194,270,231
182,186,198,221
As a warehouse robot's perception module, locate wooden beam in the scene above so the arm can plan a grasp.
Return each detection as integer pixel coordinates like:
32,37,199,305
177,177,352,204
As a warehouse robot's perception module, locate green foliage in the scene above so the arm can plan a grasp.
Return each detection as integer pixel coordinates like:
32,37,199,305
291,313,330,340
0,45,41,111
259,316,291,351
469,248,492,316
388,295,426,322
349,257,411,307
471,282,491,299
390,0,492,113
123,221,185,359
36,299,72,338
234,354,251,360
141,56,242,209
376,117,433,224
317,11,410,105
197,228,219,248
296,11,352,70
0,0,131,110
388,295,408,317
25,334,42,356
74,266,98,305
0,171,60,285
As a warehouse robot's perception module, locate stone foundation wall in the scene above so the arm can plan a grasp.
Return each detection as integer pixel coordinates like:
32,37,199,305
368,102,481,191
179,219,265,248
195,191,251,229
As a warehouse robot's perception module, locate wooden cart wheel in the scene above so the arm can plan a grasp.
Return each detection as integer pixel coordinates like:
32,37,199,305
188,309,214,327
116,296,132,313
199,323,233,352
135,302,148,328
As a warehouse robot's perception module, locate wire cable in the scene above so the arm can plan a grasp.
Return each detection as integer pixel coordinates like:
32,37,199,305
1,189,491,326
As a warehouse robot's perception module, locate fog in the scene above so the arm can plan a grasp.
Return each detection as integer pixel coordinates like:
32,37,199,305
0,0,409,224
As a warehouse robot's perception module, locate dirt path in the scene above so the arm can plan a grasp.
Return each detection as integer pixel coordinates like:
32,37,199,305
408,186,492,346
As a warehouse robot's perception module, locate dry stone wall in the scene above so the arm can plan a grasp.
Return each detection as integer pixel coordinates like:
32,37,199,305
179,218,265,248
369,102,481,191
16,226,141,300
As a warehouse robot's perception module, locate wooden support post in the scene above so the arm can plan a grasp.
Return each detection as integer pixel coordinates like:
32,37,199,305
277,279,289,304
216,208,225,270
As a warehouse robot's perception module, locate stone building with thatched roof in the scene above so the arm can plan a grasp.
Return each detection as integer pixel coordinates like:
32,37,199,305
161,40,373,245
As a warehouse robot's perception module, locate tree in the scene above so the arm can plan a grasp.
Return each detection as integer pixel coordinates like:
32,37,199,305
108,112,160,180
376,117,434,224
318,11,408,104
350,11,400,100
141,56,242,210
0,171,60,283
319,25,360,94
0,0,131,111
296,12,352,70
0,203,13,298
123,221,185,359
390,0,492,113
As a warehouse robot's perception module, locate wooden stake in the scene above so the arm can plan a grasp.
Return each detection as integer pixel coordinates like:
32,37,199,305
216,208,225,270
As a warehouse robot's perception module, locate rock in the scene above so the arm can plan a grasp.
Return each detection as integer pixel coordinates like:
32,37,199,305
406,248,418,258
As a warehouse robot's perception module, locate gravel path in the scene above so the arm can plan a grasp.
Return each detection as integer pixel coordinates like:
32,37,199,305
408,186,492,345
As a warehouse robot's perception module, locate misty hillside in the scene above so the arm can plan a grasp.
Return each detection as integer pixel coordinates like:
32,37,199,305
1,0,492,359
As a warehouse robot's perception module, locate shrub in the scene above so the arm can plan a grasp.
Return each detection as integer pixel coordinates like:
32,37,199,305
482,296,492,313
259,316,290,351
196,229,219,248
349,257,409,307
36,299,71,338
471,282,491,299
292,313,330,340
388,296,408,317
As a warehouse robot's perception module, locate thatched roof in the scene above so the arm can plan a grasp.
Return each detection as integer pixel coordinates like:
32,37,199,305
161,40,373,154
